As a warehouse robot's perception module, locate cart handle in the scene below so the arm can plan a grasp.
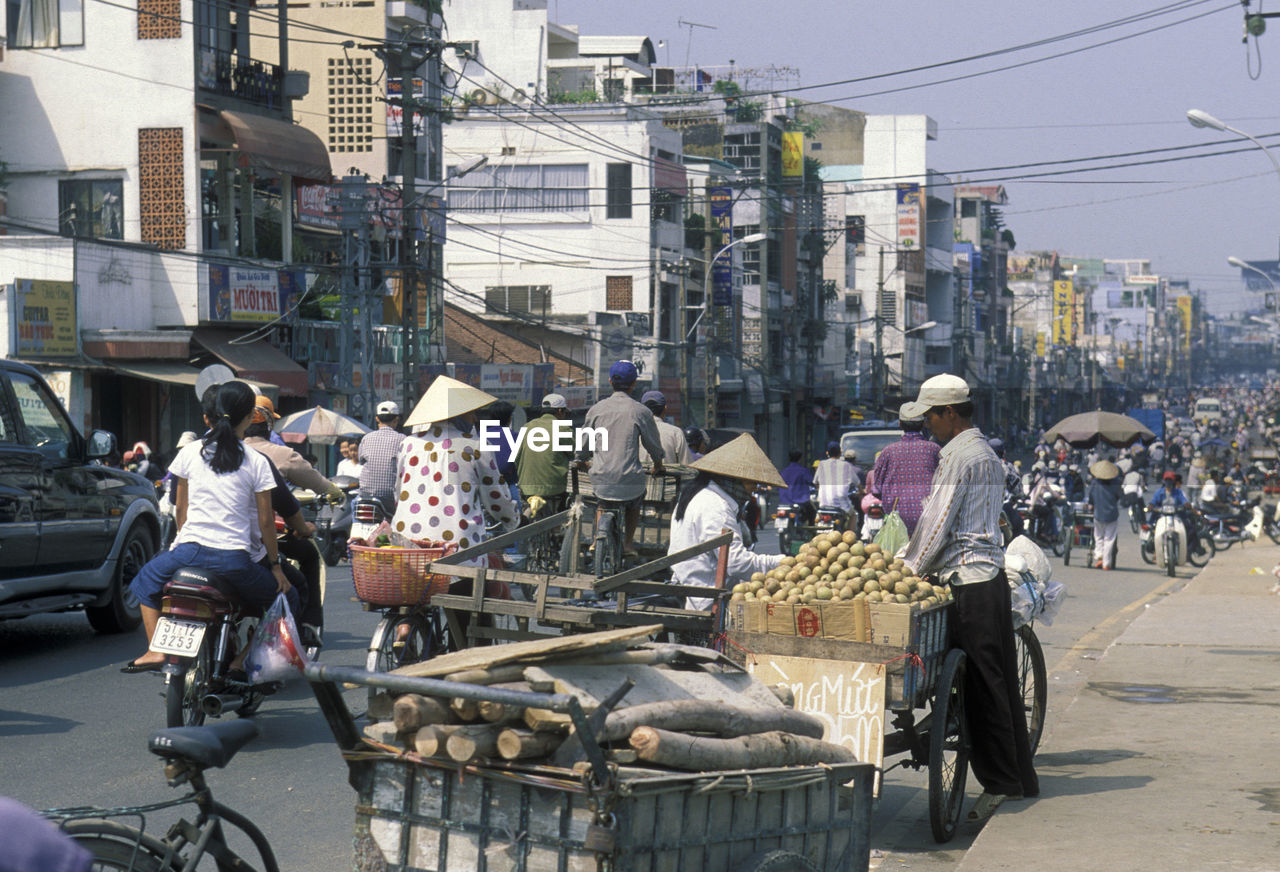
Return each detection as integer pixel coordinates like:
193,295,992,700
303,663,613,786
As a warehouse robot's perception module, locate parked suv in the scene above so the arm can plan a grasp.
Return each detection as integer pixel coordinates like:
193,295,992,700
0,360,159,632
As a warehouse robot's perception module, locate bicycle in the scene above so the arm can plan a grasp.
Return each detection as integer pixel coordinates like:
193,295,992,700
43,720,278,871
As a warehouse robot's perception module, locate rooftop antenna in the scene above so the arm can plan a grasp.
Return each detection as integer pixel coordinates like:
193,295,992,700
678,17,717,69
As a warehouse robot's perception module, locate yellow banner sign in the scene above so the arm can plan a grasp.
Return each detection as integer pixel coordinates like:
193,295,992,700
1052,280,1074,346
781,131,804,177
13,279,78,358
1035,331,1046,358
1176,295,1192,351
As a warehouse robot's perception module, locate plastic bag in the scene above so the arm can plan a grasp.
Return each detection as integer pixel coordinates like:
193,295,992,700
874,510,909,557
244,593,309,684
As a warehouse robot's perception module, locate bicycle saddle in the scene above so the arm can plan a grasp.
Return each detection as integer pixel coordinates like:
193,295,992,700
149,720,260,769
164,566,243,603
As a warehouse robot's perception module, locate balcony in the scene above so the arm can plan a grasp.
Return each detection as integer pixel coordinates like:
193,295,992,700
198,50,284,111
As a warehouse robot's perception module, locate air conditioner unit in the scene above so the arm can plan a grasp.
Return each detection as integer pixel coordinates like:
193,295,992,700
846,293,861,310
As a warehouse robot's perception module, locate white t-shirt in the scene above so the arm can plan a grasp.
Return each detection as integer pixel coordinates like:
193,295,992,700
170,440,275,561
336,458,363,479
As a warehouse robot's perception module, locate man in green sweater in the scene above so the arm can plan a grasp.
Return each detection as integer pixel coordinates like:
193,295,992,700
516,393,574,513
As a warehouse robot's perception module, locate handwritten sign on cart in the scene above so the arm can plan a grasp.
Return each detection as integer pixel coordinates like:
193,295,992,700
748,655,887,778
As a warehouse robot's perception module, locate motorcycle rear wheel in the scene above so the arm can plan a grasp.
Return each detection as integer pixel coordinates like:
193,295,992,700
165,641,211,728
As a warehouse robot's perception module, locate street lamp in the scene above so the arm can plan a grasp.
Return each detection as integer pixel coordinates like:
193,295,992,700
1188,109,1280,259
700,232,766,425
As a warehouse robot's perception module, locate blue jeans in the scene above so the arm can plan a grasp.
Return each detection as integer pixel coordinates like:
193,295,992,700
130,543,300,614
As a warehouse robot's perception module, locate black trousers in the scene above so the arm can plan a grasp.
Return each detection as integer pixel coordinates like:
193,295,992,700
277,536,322,627
951,571,1039,798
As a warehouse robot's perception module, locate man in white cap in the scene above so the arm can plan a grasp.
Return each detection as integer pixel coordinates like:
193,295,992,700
358,400,405,514
667,434,785,610
516,393,574,513
897,374,1038,821
870,403,941,536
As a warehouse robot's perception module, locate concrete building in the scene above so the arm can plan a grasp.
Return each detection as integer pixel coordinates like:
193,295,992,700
0,0,325,444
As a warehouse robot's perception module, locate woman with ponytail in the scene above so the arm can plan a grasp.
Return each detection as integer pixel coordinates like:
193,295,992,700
122,381,298,673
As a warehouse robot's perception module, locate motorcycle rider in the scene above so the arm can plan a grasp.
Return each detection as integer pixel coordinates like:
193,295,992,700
779,449,816,525
244,394,341,646
1148,470,1204,556
814,441,858,530
988,438,1025,538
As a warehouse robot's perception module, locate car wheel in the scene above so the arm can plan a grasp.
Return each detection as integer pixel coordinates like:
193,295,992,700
87,524,155,634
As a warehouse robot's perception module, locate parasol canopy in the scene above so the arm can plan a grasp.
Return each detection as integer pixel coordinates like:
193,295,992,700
1042,410,1156,448
275,405,371,445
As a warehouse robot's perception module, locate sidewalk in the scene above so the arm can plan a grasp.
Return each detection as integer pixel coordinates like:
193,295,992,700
958,539,1280,871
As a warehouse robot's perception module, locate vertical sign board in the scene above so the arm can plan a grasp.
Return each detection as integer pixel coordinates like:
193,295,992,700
1035,331,1046,359
896,183,921,248
781,131,804,178
11,279,77,357
747,655,887,790
1176,295,1192,350
709,186,734,306
1052,280,1074,346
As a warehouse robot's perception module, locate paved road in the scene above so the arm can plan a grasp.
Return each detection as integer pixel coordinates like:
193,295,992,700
0,520,1204,871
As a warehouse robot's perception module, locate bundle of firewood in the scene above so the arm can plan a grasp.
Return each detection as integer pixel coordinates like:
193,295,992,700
361,632,857,775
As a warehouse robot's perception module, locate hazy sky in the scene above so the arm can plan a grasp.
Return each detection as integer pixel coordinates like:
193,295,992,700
550,0,1279,316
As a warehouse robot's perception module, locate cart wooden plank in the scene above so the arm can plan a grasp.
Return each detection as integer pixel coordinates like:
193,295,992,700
391,624,664,678
522,662,784,712
593,531,733,593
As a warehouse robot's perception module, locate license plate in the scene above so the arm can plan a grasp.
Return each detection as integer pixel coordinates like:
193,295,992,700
150,617,207,656
773,518,789,530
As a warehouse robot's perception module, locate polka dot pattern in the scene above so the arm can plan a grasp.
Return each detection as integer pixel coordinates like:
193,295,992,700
387,425,520,562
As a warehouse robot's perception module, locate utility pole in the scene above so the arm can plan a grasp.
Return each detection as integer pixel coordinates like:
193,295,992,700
337,172,375,419
391,42,419,414
874,246,885,417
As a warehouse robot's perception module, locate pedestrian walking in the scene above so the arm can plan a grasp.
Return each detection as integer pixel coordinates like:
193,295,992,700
1088,459,1122,569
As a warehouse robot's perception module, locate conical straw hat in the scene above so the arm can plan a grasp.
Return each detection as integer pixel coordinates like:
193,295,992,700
404,375,499,429
1089,459,1120,480
690,433,785,488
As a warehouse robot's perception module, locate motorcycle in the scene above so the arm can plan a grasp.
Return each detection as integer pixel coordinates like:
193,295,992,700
154,567,282,728
1140,499,1213,576
1263,501,1280,544
813,505,849,537
300,476,357,566
1021,480,1068,556
350,496,389,545
773,503,803,555
860,502,885,542
1200,500,1263,551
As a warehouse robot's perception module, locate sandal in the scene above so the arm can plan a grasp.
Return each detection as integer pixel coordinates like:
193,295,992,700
967,792,1013,821
120,659,163,674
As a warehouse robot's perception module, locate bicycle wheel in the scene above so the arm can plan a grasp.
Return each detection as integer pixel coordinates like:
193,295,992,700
928,648,971,843
1139,535,1155,564
1015,625,1047,755
366,611,431,705
1061,525,1073,565
62,819,175,871
165,639,211,728
594,513,617,579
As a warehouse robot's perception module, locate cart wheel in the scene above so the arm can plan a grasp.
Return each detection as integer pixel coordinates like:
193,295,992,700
1015,624,1047,755
365,611,431,706
928,648,971,843
734,849,818,872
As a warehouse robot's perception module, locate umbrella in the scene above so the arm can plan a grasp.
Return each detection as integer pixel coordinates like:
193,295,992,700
1197,436,1229,450
1042,410,1156,448
275,405,371,445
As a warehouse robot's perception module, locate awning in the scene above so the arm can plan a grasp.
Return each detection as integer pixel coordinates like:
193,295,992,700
220,109,331,184
192,329,308,397
109,360,276,395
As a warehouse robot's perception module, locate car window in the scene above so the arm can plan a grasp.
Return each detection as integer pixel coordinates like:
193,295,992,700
839,430,903,464
8,372,74,461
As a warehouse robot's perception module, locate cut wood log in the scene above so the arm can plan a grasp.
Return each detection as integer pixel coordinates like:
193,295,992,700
450,696,480,721
600,699,824,743
523,707,572,732
392,694,460,733
629,726,857,770
769,684,796,708
413,724,465,757
476,682,530,723
443,664,528,685
393,625,663,678
496,728,563,760
446,724,505,763
362,723,403,747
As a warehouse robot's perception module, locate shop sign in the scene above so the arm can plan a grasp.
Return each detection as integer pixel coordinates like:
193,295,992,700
10,279,77,357
896,183,921,248
207,265,302,323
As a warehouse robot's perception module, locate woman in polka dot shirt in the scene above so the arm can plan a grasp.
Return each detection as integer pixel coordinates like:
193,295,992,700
394,376,521,561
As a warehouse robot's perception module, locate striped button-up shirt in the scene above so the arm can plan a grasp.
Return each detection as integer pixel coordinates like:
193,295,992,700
899,427,1005,585
871,431,940,535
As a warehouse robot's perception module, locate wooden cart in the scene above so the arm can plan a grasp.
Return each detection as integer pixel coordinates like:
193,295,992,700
306,662,876,871
727,603,1047,843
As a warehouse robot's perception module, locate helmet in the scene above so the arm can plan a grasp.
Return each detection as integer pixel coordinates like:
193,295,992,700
640,390,666,409
1162,469,1176,481
842,448,857,461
